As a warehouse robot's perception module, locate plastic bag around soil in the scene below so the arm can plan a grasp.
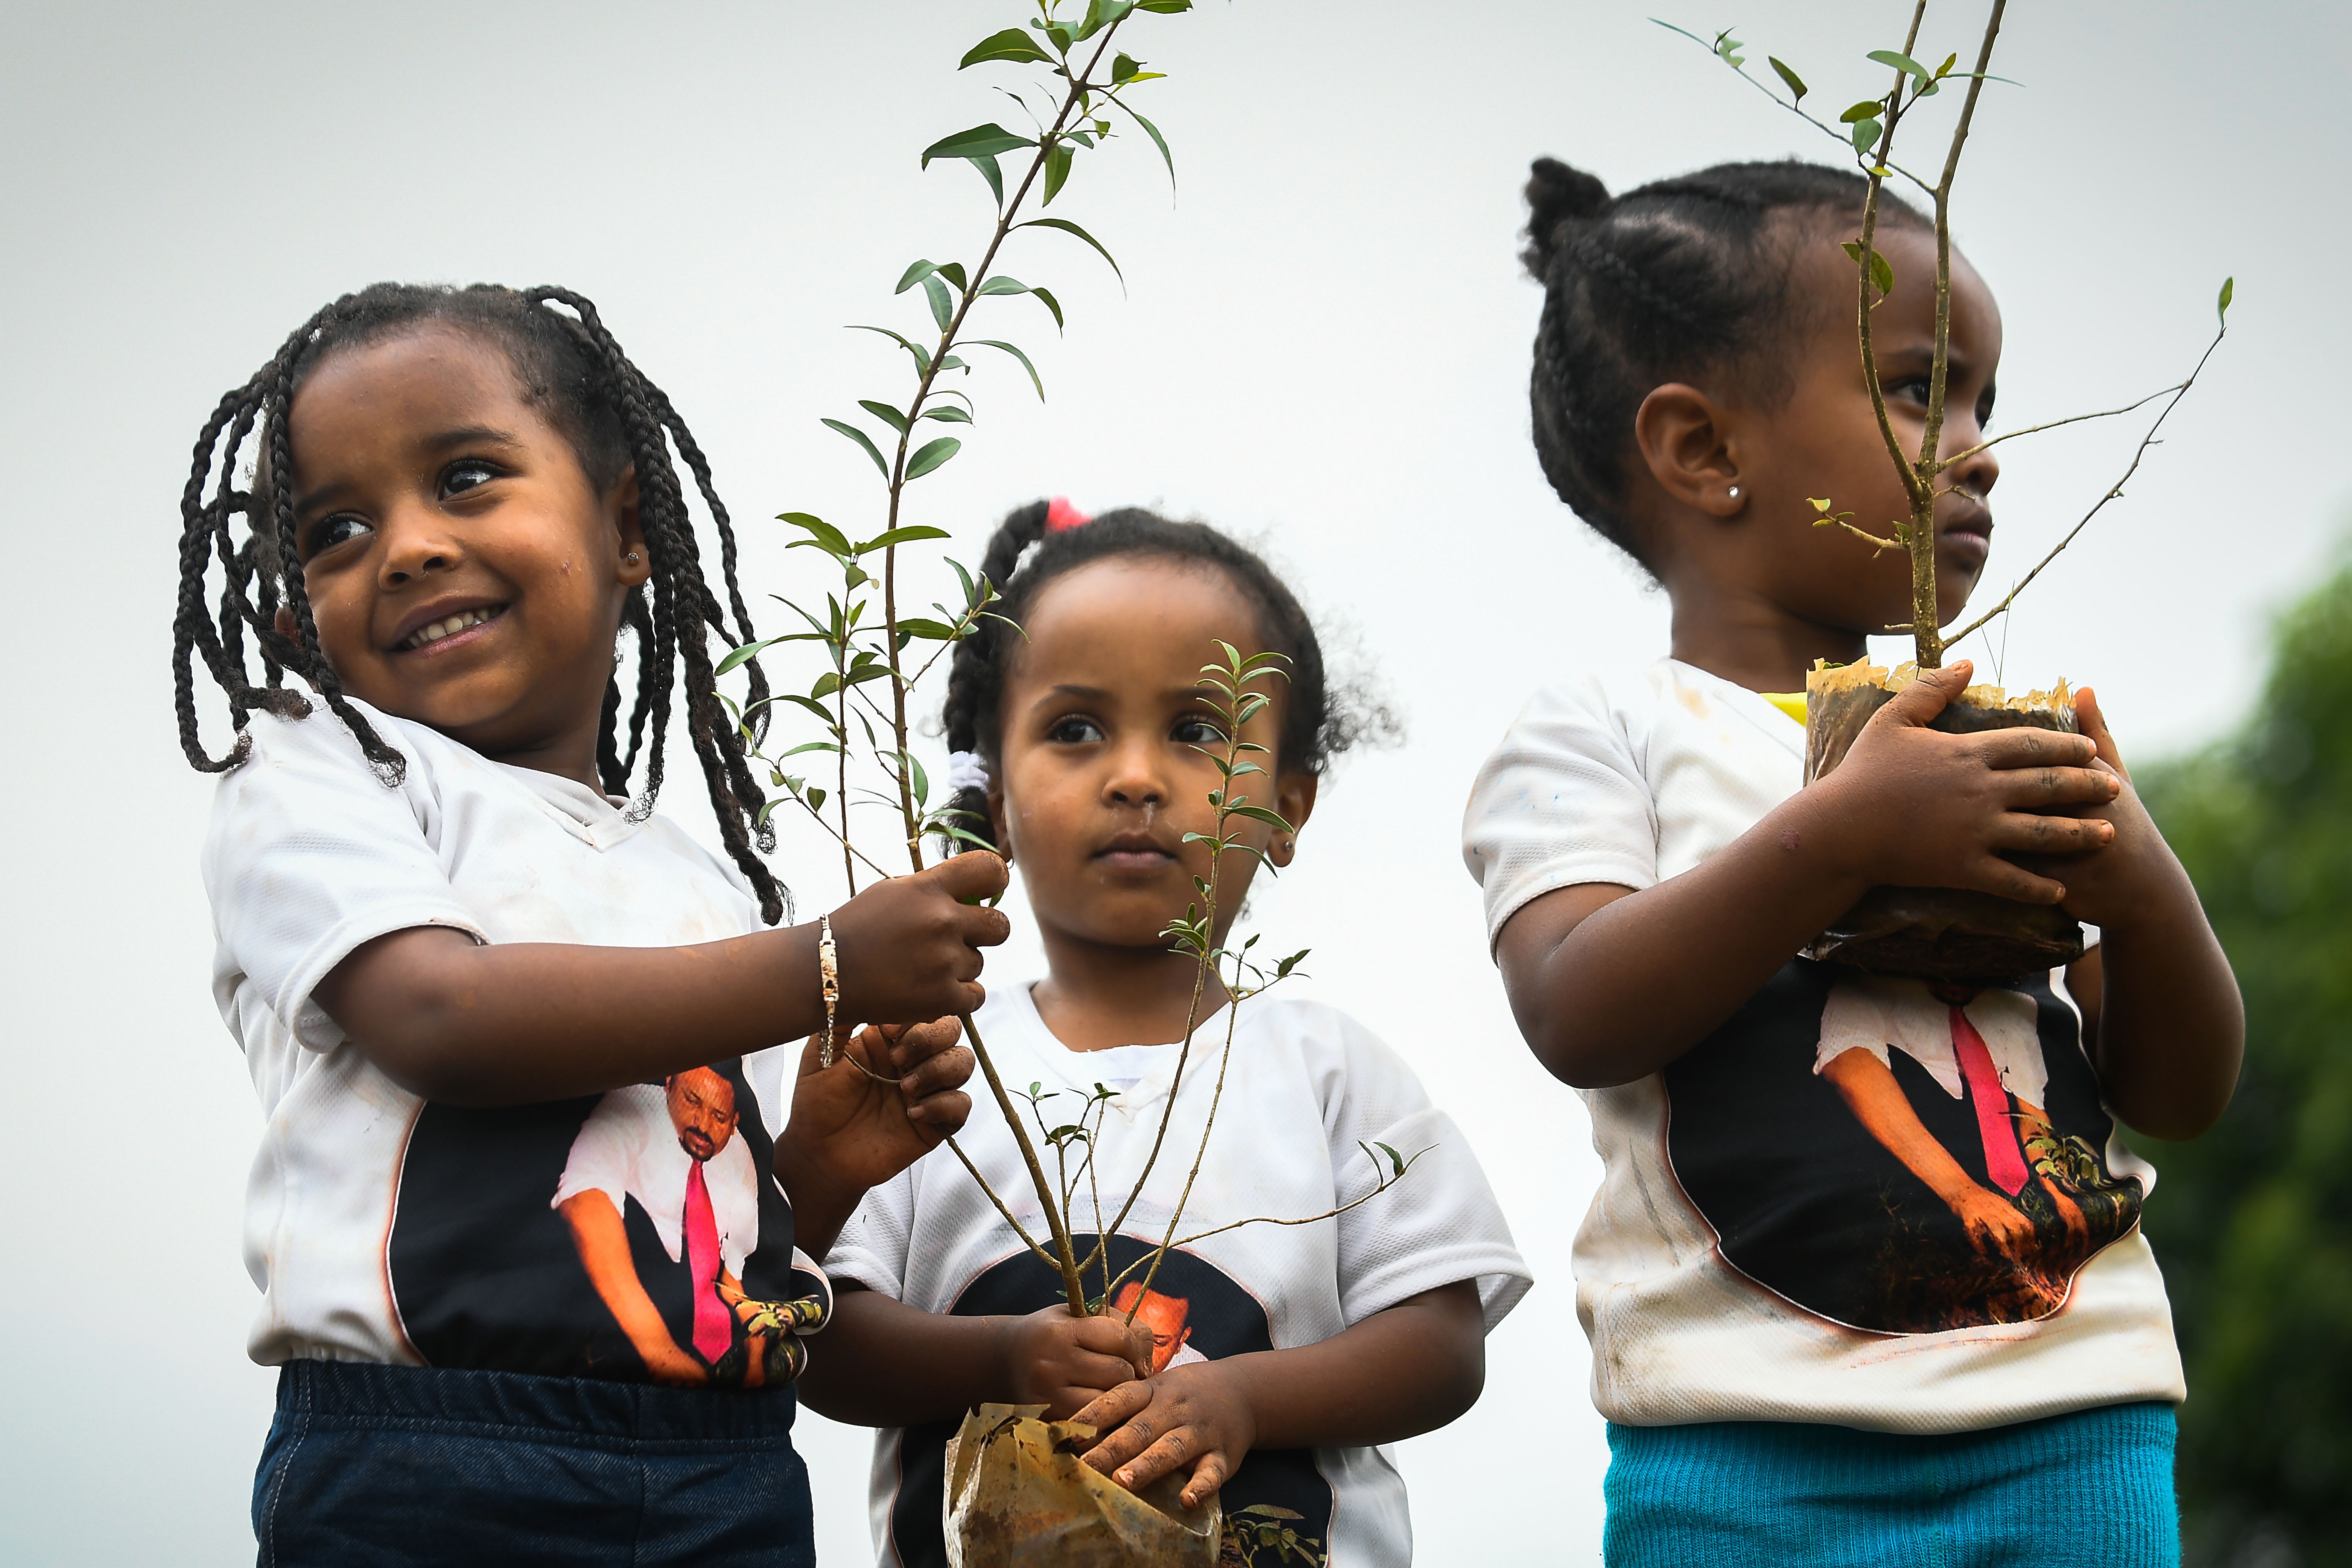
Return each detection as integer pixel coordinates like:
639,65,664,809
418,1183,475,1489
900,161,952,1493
943,1403,1220,1568
1803,660,2086,983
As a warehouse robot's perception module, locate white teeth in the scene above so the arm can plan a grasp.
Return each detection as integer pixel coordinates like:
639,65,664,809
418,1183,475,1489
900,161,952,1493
401,606,500,651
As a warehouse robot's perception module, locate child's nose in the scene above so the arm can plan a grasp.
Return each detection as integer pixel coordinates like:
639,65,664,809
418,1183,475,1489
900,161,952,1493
376,506,463,585
1103,746,1166,807
1943,416,2000,497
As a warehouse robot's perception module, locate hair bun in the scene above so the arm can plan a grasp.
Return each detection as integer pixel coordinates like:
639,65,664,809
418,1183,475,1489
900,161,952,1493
1523,157,1611,273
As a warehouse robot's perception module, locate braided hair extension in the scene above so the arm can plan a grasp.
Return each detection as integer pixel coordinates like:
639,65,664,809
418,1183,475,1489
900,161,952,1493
1521,157,1930,569
938,500,1387,854
170,282,791,924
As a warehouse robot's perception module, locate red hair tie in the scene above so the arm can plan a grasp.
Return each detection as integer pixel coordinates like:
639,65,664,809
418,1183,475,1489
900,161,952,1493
1044,495,1091,533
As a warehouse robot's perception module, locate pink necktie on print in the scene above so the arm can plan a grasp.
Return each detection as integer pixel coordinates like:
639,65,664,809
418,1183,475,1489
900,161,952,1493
1950,1005,2031,1197
683,1160,733,1365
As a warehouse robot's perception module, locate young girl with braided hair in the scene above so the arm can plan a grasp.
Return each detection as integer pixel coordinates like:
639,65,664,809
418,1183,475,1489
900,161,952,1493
175,282,1011,1566
1465,158,2242,1563
799,499,1532,1568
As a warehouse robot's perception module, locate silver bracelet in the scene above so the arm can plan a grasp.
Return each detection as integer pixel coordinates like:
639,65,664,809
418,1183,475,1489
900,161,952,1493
817,913,840,1068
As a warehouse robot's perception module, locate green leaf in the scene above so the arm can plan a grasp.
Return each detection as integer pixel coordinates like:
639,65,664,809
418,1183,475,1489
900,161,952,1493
922,405,974,423
1866,48,1932,81
1135,0,1191,11
920,123,1036,167
1112,51,1141,81
1224,803,1295,831
715,635,793,677
2217,275,2235,323
897,617,962,640
975,274,1031,296
921,273,953,333
1768,55,1807,100
1850,117,1882,154
905,437,962,479
857,398,909,434
1031,286,1065,332
777,511,854,557
894,259,937,295
972,339,1044,400
847,323,930,374
855,524,953,553
820,418,889,479
804,785,827,814
1376,1141,1406,1178
968,153,1005,207
960,27,1055,67
1840,241,1896,297
908,752,929,808
937,262,969,292
1073,0,1137,41
1127,108,1175,189
1043,141,1073,205
1017,217,1124,287
1839,99,1884,124
778,740,840,759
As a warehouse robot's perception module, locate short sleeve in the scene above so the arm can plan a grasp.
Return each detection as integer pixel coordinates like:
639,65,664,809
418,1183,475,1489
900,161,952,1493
551,1096,637,1212
202,708,484,1053
1461,678,1658,950
827,1167,916,1295
1323,1013,1532,1332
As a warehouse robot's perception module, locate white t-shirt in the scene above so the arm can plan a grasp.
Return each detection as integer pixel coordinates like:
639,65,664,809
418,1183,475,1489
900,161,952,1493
1461,658,2183,1433
204,701,807,1383
829,983,1533,1568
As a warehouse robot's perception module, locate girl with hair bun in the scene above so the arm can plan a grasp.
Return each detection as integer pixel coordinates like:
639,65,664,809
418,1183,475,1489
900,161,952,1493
802,499,1532,1568
1466,158,2239,1563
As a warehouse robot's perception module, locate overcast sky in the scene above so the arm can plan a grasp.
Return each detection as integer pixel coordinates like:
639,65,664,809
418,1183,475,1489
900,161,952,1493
5,2,2345,1563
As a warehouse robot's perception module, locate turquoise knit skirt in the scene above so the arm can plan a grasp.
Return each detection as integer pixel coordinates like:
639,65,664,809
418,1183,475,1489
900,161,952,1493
1603,1401,2178,1566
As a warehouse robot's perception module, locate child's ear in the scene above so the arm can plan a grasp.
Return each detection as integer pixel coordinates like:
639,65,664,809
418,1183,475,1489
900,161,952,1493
1268,771,1320,868
1632,382,1746,518
987,784,1014,865
609,464,649,587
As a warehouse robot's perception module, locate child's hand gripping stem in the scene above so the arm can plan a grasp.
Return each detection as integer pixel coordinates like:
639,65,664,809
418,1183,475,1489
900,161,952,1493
1498,661,2121,1091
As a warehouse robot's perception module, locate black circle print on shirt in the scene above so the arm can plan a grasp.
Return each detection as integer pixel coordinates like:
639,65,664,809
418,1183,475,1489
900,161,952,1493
386,1057,799,1383
889,1235,1335,1568
1661,957,2145,1334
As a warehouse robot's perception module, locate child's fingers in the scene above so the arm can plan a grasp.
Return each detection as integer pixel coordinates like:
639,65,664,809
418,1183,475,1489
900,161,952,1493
885,1015,965,1069
2074,686,2132,781
931,849,1010,906
894,1041,974,1102
1072,1382,1155,1457
1872,660,1972,729
1109,1425,1202,1493
1177,1450,1232,1511
1970,727,2100,773
1987,813,2113,859
1960,854,2070,906
903,1087,970,1133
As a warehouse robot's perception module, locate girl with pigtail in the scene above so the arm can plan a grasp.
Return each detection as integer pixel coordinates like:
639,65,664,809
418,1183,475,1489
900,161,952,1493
799,498,1532,1568
1467,157,2239,1562
174,282,1012,1566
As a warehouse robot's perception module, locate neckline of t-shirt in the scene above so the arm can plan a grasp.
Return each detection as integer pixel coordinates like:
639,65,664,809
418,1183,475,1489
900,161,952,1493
1661,657,1807,753
350,696,642,848
1004,981,1238,1093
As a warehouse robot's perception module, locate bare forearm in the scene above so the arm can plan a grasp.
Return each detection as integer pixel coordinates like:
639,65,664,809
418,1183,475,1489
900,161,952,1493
1501,792,1871,1087
1225,1283,1485,1452
318,924,824,1105
795,1288,1014,1426
2090,873,2244,1140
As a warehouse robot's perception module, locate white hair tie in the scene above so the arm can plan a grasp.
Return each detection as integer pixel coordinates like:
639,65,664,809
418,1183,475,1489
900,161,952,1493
944,751,991,795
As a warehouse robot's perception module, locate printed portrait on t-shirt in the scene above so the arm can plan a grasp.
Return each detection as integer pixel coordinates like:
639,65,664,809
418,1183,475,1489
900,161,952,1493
1661,958,2145,1334
386,1057,816,1383
886,1234,1333,1568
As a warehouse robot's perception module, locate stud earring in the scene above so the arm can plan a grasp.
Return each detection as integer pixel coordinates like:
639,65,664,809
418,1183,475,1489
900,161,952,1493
625,551,641,564
1727,486,1742,500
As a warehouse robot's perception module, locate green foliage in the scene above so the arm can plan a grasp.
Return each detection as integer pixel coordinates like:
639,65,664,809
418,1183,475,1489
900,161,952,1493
2141,553,2352,1566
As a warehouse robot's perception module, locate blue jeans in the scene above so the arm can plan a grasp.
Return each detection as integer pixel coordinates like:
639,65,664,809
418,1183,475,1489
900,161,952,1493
252,1360,814,1568
1603,1401,2179,1566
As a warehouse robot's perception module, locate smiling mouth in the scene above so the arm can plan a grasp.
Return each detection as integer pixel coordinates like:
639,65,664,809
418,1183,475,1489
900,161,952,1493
398,603,508,652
